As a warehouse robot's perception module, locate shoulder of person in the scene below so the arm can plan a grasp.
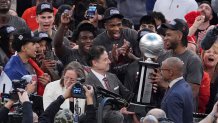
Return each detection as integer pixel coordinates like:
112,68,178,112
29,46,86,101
185,50,202,63
94,31,107,42
45,79,61,89
122,28,137,37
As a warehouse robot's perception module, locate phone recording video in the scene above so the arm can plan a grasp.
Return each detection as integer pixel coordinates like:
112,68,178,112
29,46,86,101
86,5,97,18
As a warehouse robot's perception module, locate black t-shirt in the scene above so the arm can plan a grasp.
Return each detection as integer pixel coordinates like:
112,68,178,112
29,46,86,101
93,28,140,57
58,46,87,67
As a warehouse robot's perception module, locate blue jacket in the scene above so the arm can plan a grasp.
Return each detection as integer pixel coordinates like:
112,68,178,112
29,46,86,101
161,79,193,123
4,55,29,81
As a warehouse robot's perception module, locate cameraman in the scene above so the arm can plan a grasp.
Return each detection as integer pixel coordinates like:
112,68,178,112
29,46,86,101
0,90,33,123
39,84,96,123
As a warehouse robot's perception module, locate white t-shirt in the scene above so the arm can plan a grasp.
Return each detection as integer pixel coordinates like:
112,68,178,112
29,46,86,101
153,0,198,22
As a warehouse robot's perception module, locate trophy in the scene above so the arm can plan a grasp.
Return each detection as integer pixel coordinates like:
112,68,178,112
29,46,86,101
136,33,164,104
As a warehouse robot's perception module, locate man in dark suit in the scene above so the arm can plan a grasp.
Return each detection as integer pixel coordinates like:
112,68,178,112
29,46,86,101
85,45,134,102
160,57,193,123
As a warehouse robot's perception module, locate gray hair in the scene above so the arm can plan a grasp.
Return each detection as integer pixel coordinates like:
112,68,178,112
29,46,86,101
104,111,124,123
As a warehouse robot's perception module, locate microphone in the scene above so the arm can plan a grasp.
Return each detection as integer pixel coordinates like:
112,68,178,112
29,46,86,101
201,26,218,50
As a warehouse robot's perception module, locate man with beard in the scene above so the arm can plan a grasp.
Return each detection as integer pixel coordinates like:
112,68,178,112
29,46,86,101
54,10,96,67
0,0,28,29
151,19,203,111
93,7,140,82
189,1,213,53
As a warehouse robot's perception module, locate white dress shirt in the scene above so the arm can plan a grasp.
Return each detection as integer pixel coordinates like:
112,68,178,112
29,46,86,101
169,76,183,88
91,69,107,89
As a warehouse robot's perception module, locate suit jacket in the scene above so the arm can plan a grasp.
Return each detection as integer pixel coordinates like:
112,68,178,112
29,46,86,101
161,79,193,123
85,71,134,102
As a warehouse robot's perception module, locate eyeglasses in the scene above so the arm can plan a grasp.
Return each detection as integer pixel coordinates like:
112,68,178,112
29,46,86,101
63,76,76,82
159,68,171,72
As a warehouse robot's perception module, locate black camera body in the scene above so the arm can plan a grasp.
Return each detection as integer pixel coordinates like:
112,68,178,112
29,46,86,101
71,78,86,99
2,79,28,100
12,79,28,90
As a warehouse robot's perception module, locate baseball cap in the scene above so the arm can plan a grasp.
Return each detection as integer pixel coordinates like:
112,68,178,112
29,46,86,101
12,28,41,51
0,25,16,39
36,2,53,15
34,31,52,43
161,18,189,36
103,7,124,22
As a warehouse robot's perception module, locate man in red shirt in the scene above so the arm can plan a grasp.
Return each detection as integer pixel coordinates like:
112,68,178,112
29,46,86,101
22,0,57,31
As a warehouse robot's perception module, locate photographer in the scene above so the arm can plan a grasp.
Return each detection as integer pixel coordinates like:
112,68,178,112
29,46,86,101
39,84,96,123
0,90,33,123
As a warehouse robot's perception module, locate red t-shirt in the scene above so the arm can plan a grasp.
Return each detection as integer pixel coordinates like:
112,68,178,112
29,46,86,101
198,71,211,113
22,6,57,31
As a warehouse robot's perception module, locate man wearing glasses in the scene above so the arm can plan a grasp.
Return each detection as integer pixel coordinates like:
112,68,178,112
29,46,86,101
160,57,193,123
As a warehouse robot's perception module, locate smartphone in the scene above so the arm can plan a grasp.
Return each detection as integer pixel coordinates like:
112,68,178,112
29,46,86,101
45,50,55,60
87,5,97,18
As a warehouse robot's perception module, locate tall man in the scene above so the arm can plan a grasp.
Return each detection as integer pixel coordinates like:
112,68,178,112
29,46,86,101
160,57,193,123
93,7,140,82
0,0,28,29
152,18,203,111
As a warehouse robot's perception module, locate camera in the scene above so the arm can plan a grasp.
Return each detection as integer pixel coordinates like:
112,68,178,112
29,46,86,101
12,79,28,90
71,78,86,99
1,79,28,100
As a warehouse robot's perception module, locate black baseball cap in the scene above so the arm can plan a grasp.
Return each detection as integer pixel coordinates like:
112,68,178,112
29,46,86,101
161,18,189,36
36,2,53,15
103,7,124,22
34,31,52,43
12,28,41,51
0,25,16,39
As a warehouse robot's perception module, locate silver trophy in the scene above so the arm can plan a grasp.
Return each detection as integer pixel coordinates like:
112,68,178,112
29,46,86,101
137,33,164,104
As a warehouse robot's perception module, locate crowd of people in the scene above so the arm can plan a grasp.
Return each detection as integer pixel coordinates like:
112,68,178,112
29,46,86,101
0,0,218,123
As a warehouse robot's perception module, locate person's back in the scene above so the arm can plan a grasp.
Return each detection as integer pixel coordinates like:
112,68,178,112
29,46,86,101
7,14,28,30
153,0,198,21
116,0,147,27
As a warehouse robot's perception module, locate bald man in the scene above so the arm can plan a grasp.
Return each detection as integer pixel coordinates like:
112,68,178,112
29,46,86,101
146,108,166,119
160,57,193,123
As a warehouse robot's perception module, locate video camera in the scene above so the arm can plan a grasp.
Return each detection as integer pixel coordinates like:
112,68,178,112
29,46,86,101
96,86,129,108
1,79,28,101
71,78,86,99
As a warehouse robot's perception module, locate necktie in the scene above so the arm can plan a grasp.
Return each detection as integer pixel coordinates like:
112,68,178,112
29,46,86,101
102,77,110,90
